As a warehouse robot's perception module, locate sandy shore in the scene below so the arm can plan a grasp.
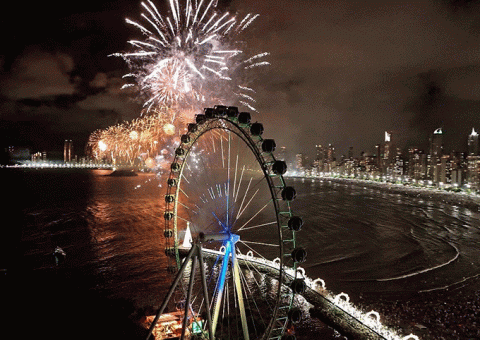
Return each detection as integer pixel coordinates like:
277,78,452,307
293,176,480,339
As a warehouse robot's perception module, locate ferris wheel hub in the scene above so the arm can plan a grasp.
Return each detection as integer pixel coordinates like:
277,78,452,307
200,232,240,244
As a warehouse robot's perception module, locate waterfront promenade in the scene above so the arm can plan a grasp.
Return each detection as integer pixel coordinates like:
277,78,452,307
288,174,480,210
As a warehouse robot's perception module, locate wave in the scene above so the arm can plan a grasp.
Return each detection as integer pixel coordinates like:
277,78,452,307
377,242,460,281
305,252,366,267
418,273,480,293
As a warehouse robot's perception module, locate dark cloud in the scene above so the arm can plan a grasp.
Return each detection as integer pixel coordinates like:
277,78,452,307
2,0,480,160
0,50,76,100
0,95,124,154
231,0,480,158
407,70,445,128
0,45,141,154
443,0,480,12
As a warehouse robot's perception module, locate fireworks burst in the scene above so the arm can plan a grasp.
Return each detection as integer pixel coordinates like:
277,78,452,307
112,0,269,116
86,108,194,169
88,0,268,166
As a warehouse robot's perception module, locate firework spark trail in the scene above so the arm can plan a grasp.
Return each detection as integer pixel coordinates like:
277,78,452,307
86,108,195,168
111,0,269,116
88,0,269,167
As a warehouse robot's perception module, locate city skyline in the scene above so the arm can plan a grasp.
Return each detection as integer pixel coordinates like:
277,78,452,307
2,0,480,162
285,125,480,164
285,125,480,190
4,122,480,164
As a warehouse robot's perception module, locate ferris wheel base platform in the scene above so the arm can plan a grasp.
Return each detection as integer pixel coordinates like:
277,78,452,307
175,246,390,340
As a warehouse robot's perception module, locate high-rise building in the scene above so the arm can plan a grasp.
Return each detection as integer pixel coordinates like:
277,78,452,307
467,156,480,188
327,144,335,162
313,145,325,172
375,144,382,169
467,128,480,188
408,148,427,180
385,131,391,142
348,146,354,160
64,140,73,163
429,128,443,159
468,128,479,156
378,131,398,175
428,128,443,180
295,153,306,171
315,145,324,161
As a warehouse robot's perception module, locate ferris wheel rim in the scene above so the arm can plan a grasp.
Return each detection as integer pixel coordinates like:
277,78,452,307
163,107,304,339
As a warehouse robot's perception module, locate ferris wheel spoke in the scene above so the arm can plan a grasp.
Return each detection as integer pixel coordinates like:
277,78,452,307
232,168,270,221
176,214,194,225
236,200,272,232
179,187,189,198
238,259,267,333
239,221,277,231
181,173,190,184
178,201,192,210
226,130,232,228
240,255,277,314
234,164,246,203
232,153,239,209
220,132,225,168
236,240,270,263
235,188,259,221
236,177,253,219
240,240,279,247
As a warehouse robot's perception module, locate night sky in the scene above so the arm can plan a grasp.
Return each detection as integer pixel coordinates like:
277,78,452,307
1,0,480,159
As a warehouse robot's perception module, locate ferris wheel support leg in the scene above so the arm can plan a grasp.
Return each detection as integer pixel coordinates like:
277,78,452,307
232,245,250,340
211,241,232,337
198,244,214,340
181,255,198,340
145,244,196,340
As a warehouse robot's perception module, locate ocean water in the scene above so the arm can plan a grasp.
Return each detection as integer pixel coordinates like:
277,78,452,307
3,169,480,339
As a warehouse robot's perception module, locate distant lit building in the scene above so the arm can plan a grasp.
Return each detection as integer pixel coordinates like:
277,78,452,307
277,146,287,161
438,155,450,184
467,156,480,188
408,148,427,181
379,131,398,175
315,144,325,162
467,128,480,188
31,151,47,163
348,146,354,160
64,140,73,163
313,144,325,172
393,150,404,178
468,128,479,156
327,144,335,162
295,153,305,172
430,128,444,157
428,128,443,181
450,151,466,187
451,169,463,186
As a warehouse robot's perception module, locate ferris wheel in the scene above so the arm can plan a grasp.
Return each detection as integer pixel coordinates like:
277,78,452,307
150,106,306,340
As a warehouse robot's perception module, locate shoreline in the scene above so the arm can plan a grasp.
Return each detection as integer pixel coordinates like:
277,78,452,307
290,176,480,211
288,175,480,339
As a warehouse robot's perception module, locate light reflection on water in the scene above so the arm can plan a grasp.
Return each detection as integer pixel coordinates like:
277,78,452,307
291,177,480,297
15,169,480,339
